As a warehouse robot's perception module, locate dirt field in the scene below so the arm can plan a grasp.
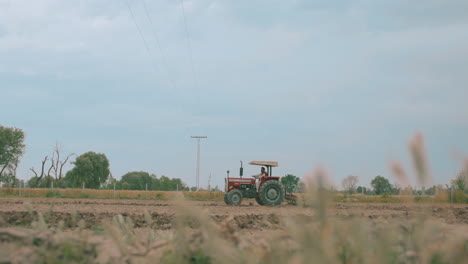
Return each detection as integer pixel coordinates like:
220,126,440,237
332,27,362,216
1,197,467,263
0,197,467,230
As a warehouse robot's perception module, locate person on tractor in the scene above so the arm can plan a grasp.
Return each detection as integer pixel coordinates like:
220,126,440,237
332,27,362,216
253,167,268,191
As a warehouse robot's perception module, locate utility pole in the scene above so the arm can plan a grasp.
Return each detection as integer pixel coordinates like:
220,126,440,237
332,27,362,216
191,136,207,190
208,172,211,195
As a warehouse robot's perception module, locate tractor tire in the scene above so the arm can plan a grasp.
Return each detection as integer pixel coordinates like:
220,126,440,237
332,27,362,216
226,189,243,206
255,196,264,205
224,193,231,205
258,180,284,205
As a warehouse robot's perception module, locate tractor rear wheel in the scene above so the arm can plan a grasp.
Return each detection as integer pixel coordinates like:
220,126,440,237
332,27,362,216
226,189,243,205
258,180,284,205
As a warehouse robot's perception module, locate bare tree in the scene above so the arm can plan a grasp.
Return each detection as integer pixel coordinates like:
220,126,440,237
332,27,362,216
29,143,74,187
342,175,359,194
30,155,49,187
50,144,74,181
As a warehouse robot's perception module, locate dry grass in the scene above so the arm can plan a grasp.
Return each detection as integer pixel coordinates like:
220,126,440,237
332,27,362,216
2,188,466,203
0,188,225,200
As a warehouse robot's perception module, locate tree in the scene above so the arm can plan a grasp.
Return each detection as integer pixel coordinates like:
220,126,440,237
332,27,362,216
452,169,468,193
30,143,74,188
28,176,55,188
0,125,25,184
425,185,437,195
49,144,75,182
356,186,367,194
392,183,401,195
281,174,300,193
64,152,110,188
342,175,359,194
158,176,184,191
29,155,50,188
119,171,158,190
371,176,393,195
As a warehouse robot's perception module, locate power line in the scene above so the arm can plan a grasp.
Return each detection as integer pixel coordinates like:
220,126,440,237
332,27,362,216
124,0,151,54
141,0,177,89
179,0,198,91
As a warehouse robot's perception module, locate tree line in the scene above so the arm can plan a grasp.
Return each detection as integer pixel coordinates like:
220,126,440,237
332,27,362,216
0,125,187,191
279,173,467,198
27,151,187,191
341,174,468,197
1,124,467,195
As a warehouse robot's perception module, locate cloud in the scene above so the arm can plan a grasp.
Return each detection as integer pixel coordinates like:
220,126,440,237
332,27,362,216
1,0,467,187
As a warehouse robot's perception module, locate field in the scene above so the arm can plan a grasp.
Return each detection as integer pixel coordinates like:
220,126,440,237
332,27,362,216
0,196,467,263
0,188,225,200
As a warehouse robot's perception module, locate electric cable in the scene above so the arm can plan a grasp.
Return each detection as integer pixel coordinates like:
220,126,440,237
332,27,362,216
142,0,177,89
124,0,151,54
179,0,198,91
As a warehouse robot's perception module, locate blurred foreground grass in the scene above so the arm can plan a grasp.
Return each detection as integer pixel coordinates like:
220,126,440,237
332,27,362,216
0,190,467,264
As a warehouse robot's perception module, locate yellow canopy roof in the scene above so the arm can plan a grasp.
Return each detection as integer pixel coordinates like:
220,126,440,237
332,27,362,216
248,161,278,167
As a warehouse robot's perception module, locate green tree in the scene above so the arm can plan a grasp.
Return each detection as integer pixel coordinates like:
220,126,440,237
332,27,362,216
422,186,431,195
158,176,184,191
64,152,110,188
356,186,367,194
28,176,56,188
370,176,393,195
119,171,158,190
281,174,300,193
170,178,184,191
452,169,467,193
0,125,25,184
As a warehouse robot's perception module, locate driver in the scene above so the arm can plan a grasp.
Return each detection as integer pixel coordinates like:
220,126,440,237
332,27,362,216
254,167,268,191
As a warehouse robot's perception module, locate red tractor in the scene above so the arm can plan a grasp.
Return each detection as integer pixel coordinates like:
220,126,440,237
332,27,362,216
224,161,292,206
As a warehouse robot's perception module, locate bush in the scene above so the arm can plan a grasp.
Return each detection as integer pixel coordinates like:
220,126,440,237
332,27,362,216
434,190,449,202
413,196,434,203
45,190,61,197
454,190,468,203
3,187,16,195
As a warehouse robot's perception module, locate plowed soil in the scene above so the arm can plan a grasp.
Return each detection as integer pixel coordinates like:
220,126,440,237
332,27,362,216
0,198,467,230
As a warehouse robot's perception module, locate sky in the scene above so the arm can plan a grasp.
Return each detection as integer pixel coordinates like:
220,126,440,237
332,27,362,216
1,0,467,189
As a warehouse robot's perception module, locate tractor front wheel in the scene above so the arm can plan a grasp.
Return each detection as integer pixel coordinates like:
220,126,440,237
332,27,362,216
226,189,243,205
258,180,284,205
255,196,264,205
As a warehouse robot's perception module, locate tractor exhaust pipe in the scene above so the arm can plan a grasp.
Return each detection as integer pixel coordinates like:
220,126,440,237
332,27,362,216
240,160,243,178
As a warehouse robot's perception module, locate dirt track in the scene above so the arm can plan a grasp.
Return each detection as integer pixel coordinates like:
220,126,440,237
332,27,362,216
0,198,467,230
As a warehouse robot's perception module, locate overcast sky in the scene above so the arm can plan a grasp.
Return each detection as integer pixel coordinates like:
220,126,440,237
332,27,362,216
1,0,467,189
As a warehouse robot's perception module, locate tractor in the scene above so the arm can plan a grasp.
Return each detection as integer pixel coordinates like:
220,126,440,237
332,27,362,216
224,161,296,205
